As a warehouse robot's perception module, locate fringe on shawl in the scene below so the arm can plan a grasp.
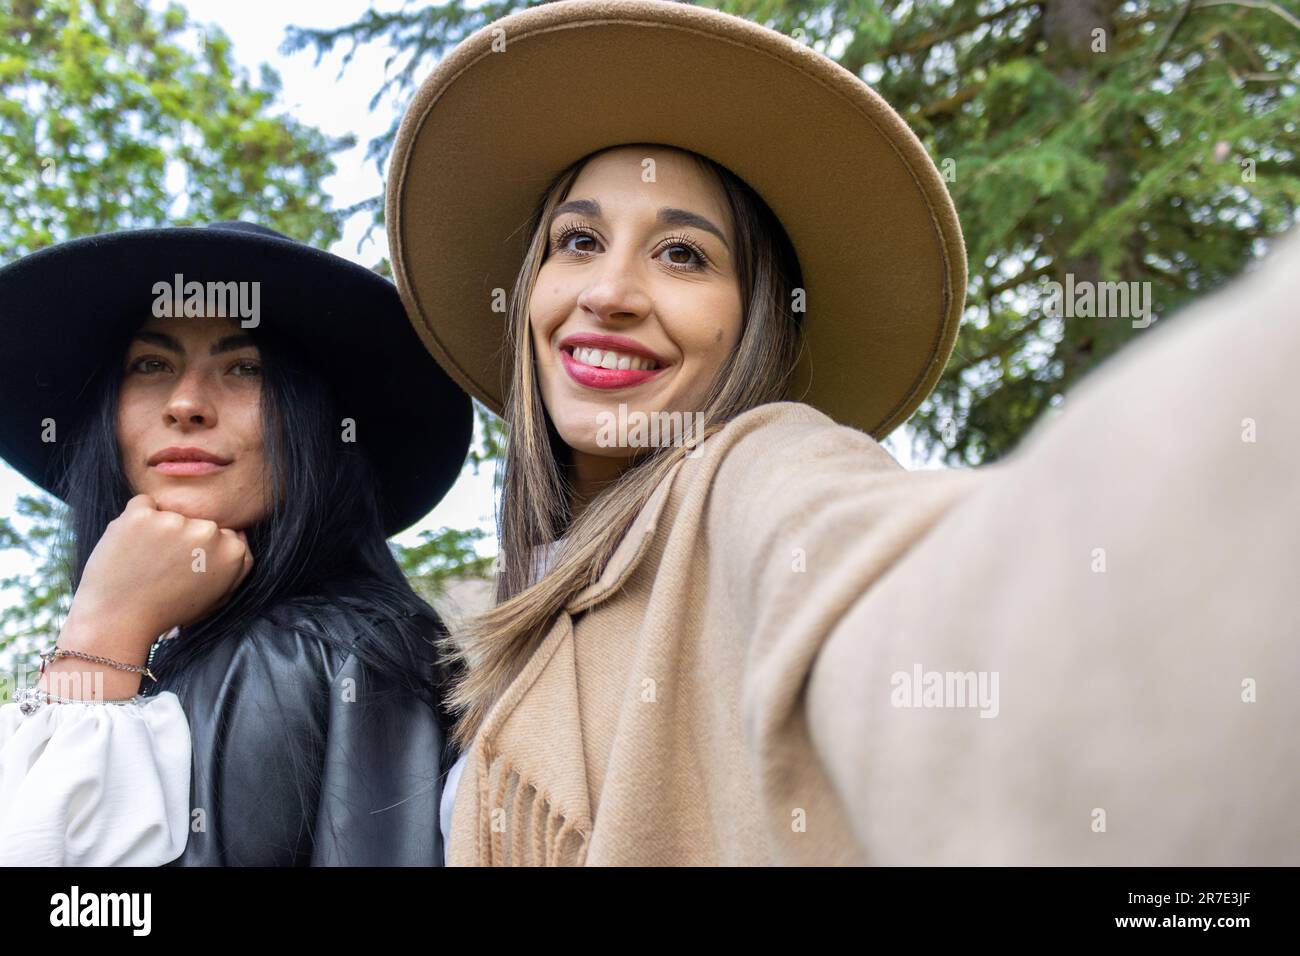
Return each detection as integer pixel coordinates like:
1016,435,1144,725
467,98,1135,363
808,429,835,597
477,753,589,866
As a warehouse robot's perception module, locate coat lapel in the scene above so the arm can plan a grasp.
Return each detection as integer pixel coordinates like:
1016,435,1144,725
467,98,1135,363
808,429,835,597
451,448,694,864
565,454,687,614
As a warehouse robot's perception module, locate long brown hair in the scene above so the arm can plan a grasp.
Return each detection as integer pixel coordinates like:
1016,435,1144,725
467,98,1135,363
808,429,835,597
441,143,805,750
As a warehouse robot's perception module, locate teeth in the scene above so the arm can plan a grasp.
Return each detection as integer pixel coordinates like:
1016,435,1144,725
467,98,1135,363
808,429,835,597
570,346,658,371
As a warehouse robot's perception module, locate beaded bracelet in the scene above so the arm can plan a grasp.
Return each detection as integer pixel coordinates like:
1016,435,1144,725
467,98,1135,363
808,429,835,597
14,686,143,716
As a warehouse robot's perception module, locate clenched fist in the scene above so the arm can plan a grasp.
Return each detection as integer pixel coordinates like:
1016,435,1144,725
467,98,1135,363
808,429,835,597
55,494,254,672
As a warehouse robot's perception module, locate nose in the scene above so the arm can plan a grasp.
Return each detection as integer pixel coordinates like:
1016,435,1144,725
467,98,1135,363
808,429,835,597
162,367,218,429
575,243,653,326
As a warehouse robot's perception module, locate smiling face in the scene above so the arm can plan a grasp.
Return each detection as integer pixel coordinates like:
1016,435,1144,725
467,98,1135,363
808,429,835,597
529,145,744,473
116,315,270,529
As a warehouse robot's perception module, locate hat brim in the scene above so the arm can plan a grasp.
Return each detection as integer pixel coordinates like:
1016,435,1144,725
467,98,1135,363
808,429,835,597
0,227,472,536
386,0,965,438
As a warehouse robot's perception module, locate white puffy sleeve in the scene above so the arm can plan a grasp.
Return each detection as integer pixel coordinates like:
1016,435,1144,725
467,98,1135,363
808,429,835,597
0,692,191,866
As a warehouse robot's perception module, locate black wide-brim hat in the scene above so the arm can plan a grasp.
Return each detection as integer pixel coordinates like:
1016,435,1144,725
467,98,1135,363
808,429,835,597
0,221,472,537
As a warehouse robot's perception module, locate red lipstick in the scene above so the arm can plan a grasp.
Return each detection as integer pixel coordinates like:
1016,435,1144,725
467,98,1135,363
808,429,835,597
557,333,669,390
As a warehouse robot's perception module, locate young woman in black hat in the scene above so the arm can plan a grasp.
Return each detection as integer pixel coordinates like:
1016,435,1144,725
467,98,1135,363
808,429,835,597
0,221,473,865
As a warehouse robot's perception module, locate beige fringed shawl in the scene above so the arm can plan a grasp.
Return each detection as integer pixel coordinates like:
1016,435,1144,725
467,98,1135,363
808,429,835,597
447,400,981,865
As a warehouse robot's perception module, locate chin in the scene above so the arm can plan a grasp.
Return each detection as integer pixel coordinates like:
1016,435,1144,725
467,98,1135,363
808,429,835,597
568,435,633,459
551,408,617,457
147,487,229,524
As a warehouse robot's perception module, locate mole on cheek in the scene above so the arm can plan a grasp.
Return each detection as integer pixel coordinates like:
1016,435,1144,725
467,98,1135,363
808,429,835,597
714,327,723,343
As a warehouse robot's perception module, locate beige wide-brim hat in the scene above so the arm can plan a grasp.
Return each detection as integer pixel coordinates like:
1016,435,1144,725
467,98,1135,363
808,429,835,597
387,0,965,438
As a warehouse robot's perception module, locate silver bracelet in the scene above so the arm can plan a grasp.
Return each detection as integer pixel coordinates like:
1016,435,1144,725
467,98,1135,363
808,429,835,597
38,647,156,682
14,686,144,716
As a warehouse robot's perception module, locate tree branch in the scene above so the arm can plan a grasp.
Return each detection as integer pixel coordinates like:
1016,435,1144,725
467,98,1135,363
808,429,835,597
1153,0,1196,63
985,261,1055,298
1193,0,1300,32
916,81,986,118
945,310,1056,379
885,0,1042,58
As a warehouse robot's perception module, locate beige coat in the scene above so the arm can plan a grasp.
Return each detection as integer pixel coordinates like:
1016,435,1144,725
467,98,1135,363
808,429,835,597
448,233,1300,865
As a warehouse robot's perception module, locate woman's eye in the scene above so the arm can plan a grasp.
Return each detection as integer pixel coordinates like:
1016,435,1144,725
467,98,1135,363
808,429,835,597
656,238,709,271
128,357,169,374
230,360,261,377
660,244,698,267
554,227,598,254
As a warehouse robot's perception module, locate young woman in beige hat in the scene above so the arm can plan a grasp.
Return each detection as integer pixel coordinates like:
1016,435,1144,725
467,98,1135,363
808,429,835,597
386,0,1299,866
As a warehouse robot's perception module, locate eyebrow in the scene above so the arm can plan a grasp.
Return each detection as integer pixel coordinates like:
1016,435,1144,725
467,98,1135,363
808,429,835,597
131,330,258,356
549,199,731,255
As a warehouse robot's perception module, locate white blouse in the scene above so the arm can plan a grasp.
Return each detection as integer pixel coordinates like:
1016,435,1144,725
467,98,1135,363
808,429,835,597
439,747,469,863
0,692,191,865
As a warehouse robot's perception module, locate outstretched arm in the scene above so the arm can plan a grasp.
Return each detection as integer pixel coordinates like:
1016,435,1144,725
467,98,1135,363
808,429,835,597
722,233,1300,864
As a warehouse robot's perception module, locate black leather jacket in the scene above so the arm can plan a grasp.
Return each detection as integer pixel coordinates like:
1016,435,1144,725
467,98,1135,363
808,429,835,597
143,592,456,866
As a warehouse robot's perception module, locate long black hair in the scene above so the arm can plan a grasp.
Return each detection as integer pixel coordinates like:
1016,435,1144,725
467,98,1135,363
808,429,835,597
53,319,461,731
